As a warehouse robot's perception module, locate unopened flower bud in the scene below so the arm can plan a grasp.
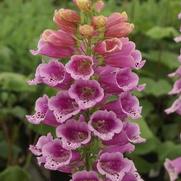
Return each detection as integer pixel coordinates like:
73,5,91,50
75,0,92,11
105,12,134,38
53,9,80,33
54,9,80,23
79,24,94,37
95,0,105,12
92,15,107,29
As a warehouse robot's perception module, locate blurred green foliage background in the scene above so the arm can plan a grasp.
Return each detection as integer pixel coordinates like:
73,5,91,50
0,0,181,180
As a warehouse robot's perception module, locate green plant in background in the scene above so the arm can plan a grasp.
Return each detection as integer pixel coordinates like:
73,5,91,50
0,0,59,180
0,0,55,74
0,0,181,180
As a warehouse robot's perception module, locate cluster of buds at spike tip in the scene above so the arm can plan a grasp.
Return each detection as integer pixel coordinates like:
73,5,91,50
28,0,146,180
164,12,181,181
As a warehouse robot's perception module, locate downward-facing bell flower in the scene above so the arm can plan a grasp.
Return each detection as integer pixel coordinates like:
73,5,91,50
65,55,94,80
165,96,181,115
49,92,80,123
56,116,91,149
164,157,181,181
124,122,145,144
168,66,181,77
102,124,144,156
72,170,99,181
88,110,123,141
28,60,66,87
97,65,139,93
68,79,104,109
97,152,132,181
96,37,145,69
95,38,122,54
29,133,53,156
169,79,181,95
41,139,72,170
26,95,48,124
105,92,142,120
31,29,75,58
26,95,59,126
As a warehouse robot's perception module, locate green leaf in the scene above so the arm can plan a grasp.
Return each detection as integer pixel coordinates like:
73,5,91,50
0,72,35,92
134,138,158,155
157,141,181,162
0,166,30,181
141,100,154,117
105,95,118,104
140,78,171,97
143,51,179,69
146,26,178,39
133,119,158,155
137,119,154,139
10,106,27,119
28,123,55,136
130,156,153,174
0,141,21,159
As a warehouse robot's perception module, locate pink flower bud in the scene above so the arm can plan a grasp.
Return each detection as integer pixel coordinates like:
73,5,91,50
105,12,134,38
94,0,105,13
53,9,80,33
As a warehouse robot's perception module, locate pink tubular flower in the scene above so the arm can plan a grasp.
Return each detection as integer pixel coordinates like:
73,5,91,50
102,143,135,154
97,152,132,181
165,96,181,115
105,12,134,38
97,65,139,93
53,9,80,33
28,60,66,87
26,95,59,126
105,38,145,69
103,122,145,146
102,123,145,155
124,122,145,144
41,139,72,170
56,116,91,149
65,55,94,80
72,170,99,181
168,66,181,77
31,29,75,58
56,72,74,90
29,133,53,156
169,79,181,95
68,79,104,109
105,92,142,120
49,92,80,123
164,157,181,181
94,38,122,54
88,110,123,141
26,95,48,124
95,37,145,69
